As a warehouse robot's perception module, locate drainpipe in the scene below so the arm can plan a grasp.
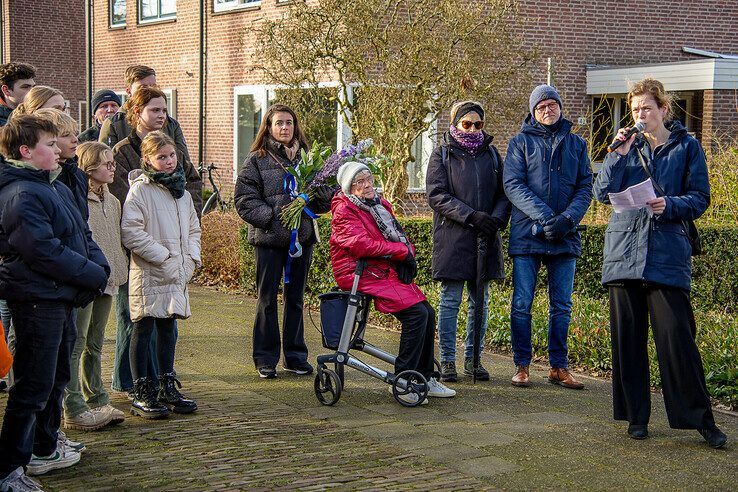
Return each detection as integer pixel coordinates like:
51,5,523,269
1,0,5,64
198,0,206,169
85,0,93,128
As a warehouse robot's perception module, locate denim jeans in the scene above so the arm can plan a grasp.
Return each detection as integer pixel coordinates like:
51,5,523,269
437,280,489,362
63,295,112,417
510,254,576,368
0,301,75,477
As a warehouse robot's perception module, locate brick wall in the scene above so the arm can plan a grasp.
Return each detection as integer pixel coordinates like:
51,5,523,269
702,89,738,154
2,0,87,127
88,0,738,195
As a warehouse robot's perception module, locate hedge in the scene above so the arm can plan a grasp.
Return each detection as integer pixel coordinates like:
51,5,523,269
233,216,738,408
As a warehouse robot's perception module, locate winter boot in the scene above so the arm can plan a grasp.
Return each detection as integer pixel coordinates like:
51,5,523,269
158,373,198,414
130,378,170,419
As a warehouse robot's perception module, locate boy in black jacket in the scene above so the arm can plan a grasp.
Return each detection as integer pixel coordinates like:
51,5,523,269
0,115,109,491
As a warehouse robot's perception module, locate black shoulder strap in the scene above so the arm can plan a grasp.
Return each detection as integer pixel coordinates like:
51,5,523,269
636,146,666,196
440,144,456,196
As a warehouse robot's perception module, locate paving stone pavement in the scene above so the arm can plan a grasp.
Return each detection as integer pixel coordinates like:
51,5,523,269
1,285,736,491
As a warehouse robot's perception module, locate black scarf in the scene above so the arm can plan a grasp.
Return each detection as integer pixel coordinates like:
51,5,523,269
144,164,186,199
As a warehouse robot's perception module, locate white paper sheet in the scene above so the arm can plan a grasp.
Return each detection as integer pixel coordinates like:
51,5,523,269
607,179,657,213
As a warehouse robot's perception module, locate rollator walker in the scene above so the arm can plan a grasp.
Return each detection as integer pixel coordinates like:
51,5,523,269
314,260,434,408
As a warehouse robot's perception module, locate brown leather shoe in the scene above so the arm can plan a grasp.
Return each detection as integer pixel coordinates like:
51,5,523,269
511,365,530,387
548,367,584,390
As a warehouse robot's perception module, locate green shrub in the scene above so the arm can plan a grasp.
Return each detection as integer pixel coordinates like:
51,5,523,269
232,216,738,408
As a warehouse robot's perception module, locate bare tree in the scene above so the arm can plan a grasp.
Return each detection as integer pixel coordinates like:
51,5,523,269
251,0,534,202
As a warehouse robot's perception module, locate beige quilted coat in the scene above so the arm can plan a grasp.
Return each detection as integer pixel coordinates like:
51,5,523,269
121,169,201,322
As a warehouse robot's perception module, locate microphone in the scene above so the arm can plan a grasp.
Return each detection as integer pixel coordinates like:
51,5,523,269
607,121,645,153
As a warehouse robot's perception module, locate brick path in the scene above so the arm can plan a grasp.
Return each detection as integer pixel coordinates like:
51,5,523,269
2,285,736,490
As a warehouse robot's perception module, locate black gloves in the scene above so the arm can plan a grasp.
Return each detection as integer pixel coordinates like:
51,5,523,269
543,214,574,241
73,289,98,308
469,212,502,236
395,252,418,284
311,185,335,206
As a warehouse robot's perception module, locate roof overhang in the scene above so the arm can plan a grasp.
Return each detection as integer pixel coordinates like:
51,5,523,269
586,58,738,95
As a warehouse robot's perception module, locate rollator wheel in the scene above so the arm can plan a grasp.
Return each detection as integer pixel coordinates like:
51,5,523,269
433,358,442,375
392,370,428,408
314,367,342,406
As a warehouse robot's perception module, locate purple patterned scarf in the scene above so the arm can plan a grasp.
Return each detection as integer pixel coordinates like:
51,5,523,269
449,125,485,153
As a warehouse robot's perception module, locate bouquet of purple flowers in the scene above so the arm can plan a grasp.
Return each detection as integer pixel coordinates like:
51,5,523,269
312,138,389,189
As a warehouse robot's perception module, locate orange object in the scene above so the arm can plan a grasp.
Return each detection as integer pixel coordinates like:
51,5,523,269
0,321,11,378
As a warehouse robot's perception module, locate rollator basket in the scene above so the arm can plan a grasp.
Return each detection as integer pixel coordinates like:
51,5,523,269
318,291,351,350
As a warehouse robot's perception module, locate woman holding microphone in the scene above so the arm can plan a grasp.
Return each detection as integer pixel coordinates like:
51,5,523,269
593,78,726,448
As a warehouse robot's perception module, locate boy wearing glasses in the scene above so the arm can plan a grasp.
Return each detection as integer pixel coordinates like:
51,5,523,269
503,85,592,390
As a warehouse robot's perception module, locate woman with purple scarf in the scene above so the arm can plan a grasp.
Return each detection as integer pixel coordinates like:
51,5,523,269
425,101,511,382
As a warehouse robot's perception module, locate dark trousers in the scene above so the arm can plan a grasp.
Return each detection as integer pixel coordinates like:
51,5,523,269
609,282,715,429
0,301,75,477
393,301,436,379
130,317,177,380
253,245,311,367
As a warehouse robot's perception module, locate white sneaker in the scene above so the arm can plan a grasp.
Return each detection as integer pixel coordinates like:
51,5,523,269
57,430,85,453
63,408,112,431
96,404,126,425
427,378,456,398
0,466,44,491
27,442,81,476
387,385,429,405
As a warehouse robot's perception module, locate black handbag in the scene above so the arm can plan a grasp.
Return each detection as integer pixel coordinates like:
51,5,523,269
636,147,703,256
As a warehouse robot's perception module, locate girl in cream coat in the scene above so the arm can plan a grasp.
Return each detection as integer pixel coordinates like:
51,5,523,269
121,131,200,419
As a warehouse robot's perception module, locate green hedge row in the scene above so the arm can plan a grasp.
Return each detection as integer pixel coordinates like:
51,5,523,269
238,218,738,407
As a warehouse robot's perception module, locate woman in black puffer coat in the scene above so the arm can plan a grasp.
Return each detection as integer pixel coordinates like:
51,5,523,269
234,104,333,379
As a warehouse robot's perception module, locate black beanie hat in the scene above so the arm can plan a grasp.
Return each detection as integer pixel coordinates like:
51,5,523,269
451,102,485,126
91,89,122,115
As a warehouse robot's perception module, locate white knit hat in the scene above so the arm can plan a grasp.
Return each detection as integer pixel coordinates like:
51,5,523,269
337,161,371,194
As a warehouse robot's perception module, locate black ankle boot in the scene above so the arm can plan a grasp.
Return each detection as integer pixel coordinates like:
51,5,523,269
158,373,197,414
131,378,170,419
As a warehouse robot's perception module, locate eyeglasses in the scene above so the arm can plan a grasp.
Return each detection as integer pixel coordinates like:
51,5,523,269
460,120,484,130
352,176,374,188
535,102,559,114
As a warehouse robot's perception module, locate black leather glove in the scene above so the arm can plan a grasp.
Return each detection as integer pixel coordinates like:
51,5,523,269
543,214,574,241
469,211,498,236
394,254,418,284
73,289,97,308
311,185,335,207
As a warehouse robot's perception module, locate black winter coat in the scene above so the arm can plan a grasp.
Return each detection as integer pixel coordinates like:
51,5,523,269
78,122,101,143
0,104,12,126
0,159,109,305
234,139,332,249
426,132,511,281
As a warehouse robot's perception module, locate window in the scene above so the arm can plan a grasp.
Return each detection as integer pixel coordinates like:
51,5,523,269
406,123,436,191
110,0,126,27
213,0,260,12
139,0,176,23
234,90,263,175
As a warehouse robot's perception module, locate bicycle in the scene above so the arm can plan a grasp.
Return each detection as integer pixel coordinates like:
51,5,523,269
199,163,228,215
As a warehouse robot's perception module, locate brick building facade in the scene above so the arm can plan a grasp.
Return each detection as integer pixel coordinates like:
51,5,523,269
4,1,738,203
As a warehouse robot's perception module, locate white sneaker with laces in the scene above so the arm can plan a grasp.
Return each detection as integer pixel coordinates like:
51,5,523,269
387,385,429,405
0,466,44,491
57,430,85,453
26,442,81,476
427,377,456,398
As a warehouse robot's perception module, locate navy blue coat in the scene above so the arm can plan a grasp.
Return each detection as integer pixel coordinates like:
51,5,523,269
503,115,593,256
426,132,511,281
0,159,109,305
59,157,90,221
593,121,709,291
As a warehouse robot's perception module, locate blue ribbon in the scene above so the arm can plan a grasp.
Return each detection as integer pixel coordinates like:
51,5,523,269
282,174,320,284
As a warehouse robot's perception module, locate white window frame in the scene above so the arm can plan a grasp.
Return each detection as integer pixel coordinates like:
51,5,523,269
138,0,176,24
109,0,127,27
213,0,260,13
231,83,437,191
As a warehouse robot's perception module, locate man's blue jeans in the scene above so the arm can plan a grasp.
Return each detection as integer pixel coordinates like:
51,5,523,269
437,280,489,362
510,254,576,369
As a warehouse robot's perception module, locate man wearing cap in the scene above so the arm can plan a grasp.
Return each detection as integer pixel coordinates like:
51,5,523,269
78,89,122,143
503,84,593,390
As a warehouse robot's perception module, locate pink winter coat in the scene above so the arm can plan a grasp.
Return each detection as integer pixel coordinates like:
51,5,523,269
329,192,426,314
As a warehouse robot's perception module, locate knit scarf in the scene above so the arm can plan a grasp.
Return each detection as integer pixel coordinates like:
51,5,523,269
449,125,485,153
143,164,186,199
348,194,410,248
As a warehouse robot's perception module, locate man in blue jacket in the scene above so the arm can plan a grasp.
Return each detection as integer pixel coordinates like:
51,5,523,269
503,85,592,389
0,115,109,490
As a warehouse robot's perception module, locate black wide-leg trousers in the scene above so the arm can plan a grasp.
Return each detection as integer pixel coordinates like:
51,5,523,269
609,282,715,430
